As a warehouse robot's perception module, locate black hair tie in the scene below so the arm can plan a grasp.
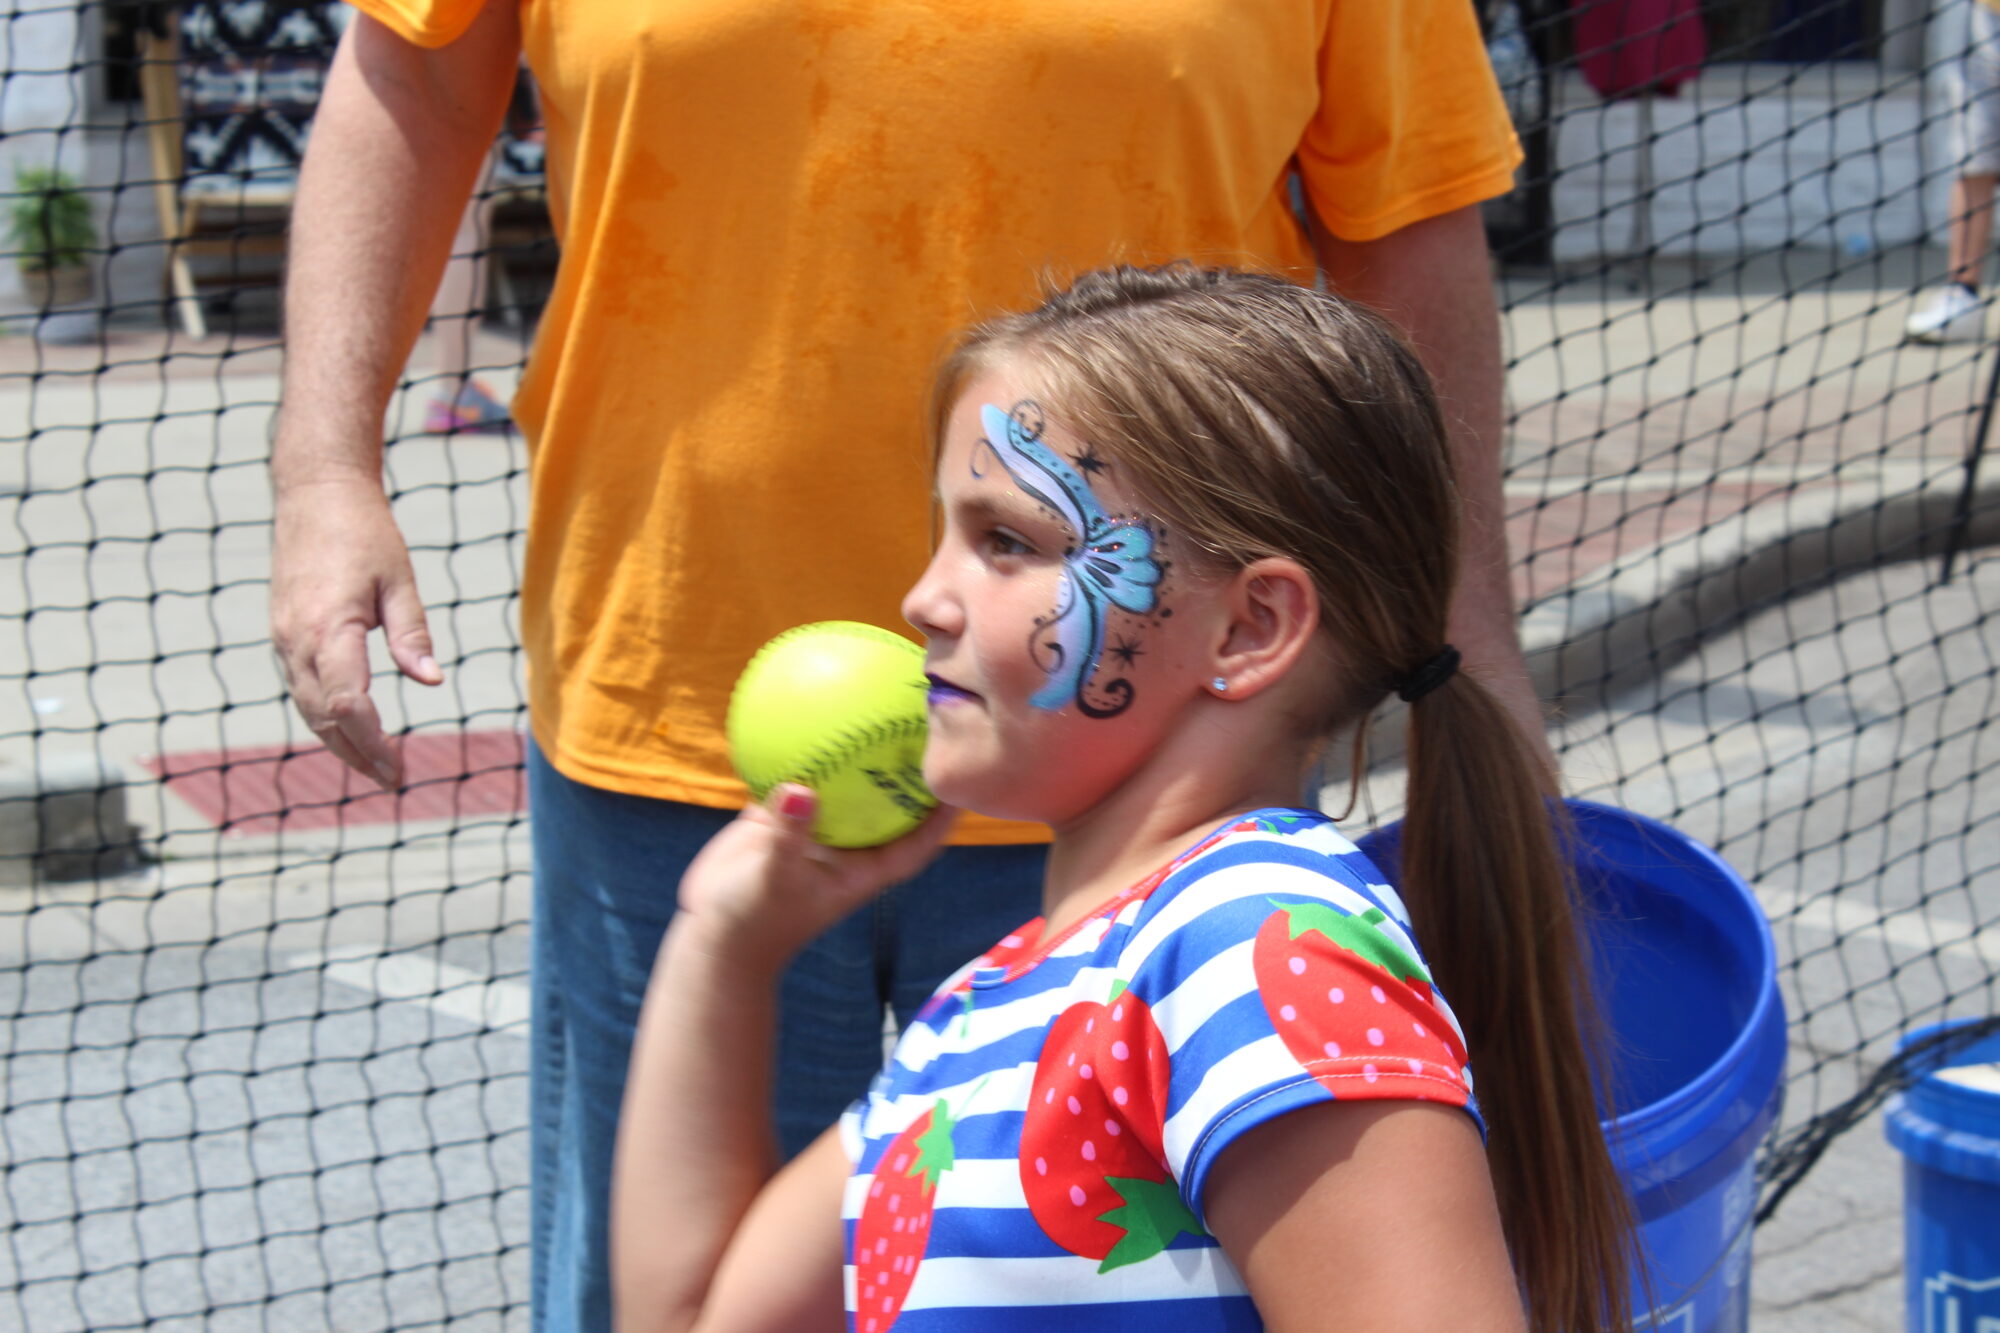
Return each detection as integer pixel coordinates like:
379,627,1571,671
1396,645,1460,703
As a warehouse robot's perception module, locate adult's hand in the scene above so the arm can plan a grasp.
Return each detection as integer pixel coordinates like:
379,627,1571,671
271,477,441,789
269,5,521,788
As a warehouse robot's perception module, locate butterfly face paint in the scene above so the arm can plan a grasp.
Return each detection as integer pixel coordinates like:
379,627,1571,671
973,401,1163,717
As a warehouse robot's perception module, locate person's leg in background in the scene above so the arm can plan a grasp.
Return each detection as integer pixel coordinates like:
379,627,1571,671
768,887,902,1156
527,742,733,1333
424,154,513,431
1948,172,1999,291
1911,0,2000,344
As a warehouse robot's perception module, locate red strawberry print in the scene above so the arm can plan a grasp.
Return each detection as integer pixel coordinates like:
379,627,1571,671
853,1100,957,1332
1019,981,1203,1271
1253,898,1471,1104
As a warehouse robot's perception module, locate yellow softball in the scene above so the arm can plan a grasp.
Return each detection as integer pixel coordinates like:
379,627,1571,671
726,621,937,848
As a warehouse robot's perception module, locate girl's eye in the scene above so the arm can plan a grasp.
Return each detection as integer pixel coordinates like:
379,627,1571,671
986,529,1034,559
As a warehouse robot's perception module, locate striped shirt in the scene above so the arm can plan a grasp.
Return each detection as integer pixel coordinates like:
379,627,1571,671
839,809,1481,1331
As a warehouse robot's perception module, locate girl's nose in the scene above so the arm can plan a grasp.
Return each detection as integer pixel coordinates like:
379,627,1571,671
902,551,962,641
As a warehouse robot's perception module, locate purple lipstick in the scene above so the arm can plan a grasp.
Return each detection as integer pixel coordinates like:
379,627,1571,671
925,673,979,707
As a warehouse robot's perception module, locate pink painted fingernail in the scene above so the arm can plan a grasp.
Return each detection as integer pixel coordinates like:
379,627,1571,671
777,787,814,821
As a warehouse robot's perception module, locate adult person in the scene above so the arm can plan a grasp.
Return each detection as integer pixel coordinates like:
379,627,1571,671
267,4,1532,1329
1910,0,2000,343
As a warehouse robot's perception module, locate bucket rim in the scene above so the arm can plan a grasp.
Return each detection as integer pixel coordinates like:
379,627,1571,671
1884,1019,2000,1184
1351,798,1785,1154
1892,1017,2000,1124
1563,800,1784,1147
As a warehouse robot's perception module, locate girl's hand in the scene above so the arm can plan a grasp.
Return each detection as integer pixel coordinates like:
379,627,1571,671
674,785,959,973
619,792,940,1333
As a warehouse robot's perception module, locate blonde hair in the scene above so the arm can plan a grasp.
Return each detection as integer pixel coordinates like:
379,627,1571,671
936,264,1637,1333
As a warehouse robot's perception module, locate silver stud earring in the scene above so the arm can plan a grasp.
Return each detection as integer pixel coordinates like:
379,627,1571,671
1211,676,1229,693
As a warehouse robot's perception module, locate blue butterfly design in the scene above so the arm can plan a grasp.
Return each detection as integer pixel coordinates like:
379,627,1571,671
978,403,1162,715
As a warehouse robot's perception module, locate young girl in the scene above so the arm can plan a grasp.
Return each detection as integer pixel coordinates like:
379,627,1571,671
611,266,1636,1333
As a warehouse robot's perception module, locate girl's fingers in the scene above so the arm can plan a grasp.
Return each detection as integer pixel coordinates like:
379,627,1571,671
837,803,961,888
735,790,959,916
764,784,818,851
763,784,836,867
770,784,817,825
735,785,814,838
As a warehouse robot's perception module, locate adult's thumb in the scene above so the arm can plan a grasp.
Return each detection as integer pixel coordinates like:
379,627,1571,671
381,576,443,686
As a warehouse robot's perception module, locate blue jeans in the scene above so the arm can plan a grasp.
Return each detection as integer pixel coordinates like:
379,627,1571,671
525,741,1046,1333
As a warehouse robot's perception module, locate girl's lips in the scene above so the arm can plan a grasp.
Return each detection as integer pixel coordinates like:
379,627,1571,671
925,673,980,707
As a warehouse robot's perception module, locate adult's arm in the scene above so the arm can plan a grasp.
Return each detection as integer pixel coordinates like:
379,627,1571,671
269,5,520,787
1314,205,1555,774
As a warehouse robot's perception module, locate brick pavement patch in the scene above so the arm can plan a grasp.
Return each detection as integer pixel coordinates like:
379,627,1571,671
142,729,526,835
1510,482,1791,604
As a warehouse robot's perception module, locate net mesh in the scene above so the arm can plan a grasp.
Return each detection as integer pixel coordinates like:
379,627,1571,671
2,0,1997,1327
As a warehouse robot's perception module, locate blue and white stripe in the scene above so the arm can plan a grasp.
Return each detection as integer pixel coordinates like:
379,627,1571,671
840,809,1478,1330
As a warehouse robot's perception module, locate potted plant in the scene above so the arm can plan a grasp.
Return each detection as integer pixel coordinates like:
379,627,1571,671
8,166,95,312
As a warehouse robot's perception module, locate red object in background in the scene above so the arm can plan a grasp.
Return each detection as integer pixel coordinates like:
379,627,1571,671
1571,0,1708,100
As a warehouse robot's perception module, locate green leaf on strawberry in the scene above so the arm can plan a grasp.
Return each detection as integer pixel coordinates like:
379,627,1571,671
1096,1176,1205,1273
1268,899,1429,989
909,1100,958,1191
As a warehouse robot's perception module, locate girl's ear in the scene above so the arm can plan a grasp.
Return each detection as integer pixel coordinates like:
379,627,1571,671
1209,557,1322,699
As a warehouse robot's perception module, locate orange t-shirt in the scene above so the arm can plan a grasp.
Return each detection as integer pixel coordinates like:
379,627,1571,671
350,0,1520,843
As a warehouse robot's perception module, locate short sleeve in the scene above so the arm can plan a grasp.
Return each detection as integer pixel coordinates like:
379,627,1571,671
838,1096,867,1166
1125,835,1481,1225
345,0,490,48
1298,0,1525,240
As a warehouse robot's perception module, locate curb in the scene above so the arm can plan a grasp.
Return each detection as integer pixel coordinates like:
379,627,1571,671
1358,467,2000,770
1525,469,2000,717
0,752,143,885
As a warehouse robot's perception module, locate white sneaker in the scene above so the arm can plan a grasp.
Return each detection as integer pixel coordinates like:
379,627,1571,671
1907,284,1986,343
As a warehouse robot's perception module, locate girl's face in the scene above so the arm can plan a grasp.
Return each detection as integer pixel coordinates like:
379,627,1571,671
902,368,1221,825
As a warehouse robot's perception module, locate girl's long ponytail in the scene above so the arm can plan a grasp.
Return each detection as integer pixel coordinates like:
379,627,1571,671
1401,676,1638,1333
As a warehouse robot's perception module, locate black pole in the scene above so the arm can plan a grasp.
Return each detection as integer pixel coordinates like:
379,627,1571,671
1939,335,2000,583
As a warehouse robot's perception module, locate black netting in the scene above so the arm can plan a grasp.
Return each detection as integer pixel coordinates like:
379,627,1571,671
2,0,1996,1328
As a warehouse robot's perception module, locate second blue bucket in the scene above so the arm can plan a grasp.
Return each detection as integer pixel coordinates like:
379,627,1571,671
1884,1019,2000,1333
1358,798,1786,1333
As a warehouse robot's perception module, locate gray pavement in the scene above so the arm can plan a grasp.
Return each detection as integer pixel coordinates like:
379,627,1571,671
3,255,1998,1328
1571,553,2000,1332
0,833,534,1331
1,337,538,1330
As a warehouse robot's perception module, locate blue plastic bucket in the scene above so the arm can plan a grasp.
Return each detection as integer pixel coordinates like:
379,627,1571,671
1884,1019,2000,1333
1358,798,1786,1333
